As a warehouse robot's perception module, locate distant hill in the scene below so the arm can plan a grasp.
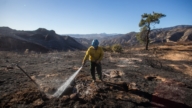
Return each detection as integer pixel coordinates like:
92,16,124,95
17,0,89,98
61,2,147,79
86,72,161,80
73,38,92,47
70,34,122,47
1,25,191,52
150,25,192,43
100,25,192,46
100,32,137,46
73,35,122,47
0,27,86,52
63,33,120,39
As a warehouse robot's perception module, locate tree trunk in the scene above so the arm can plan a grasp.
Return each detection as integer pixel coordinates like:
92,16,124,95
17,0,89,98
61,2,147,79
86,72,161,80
145,36,149,50
145,28,150,50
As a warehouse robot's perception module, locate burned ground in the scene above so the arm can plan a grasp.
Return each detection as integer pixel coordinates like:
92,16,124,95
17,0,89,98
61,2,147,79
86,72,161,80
0,44,192,108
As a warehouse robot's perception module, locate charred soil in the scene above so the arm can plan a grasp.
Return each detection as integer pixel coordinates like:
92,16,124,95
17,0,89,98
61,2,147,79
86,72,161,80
0,44,192,108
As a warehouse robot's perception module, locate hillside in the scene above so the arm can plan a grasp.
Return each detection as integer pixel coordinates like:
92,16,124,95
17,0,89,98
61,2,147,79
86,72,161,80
73,38,92,47
101,32,136,46
1,25,191,52
0,27,86,52
151,25,192,43
100,25,192,46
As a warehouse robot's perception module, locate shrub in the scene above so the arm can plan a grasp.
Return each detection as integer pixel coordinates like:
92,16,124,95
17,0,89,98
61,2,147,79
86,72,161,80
101,45,112,52
112,44,122,53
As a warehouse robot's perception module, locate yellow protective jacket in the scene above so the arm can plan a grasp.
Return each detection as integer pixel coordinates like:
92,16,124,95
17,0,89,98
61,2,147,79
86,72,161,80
83,46,104,63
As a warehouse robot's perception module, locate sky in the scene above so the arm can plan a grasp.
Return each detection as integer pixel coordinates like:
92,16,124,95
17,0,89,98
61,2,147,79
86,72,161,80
0,0,192,34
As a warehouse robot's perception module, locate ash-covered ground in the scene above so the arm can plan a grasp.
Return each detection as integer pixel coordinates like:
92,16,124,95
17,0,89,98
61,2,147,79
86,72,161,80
0,44,192,108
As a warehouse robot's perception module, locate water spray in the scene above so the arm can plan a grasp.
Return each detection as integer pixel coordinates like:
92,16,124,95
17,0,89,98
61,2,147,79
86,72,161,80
52,66,82,98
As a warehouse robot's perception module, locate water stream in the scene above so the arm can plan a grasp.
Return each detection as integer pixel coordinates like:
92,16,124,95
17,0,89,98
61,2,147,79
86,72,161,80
52,66,82,98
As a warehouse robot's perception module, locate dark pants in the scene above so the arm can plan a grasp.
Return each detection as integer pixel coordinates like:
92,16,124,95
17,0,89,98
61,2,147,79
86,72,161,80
90,62,102,80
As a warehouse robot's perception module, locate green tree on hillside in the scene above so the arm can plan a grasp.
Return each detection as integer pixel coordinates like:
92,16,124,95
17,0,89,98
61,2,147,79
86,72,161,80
137,12,166,50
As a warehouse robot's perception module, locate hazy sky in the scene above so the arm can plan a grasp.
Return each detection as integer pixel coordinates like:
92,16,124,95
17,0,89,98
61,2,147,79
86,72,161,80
0,0,192,34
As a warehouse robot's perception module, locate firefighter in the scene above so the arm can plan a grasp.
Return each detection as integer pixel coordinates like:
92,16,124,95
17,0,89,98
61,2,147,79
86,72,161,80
82,39,104,82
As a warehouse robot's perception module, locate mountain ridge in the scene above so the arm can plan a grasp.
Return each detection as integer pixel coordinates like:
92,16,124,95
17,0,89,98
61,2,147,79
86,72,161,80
0,27,86,52
0,25,192,52
100,25,192,46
